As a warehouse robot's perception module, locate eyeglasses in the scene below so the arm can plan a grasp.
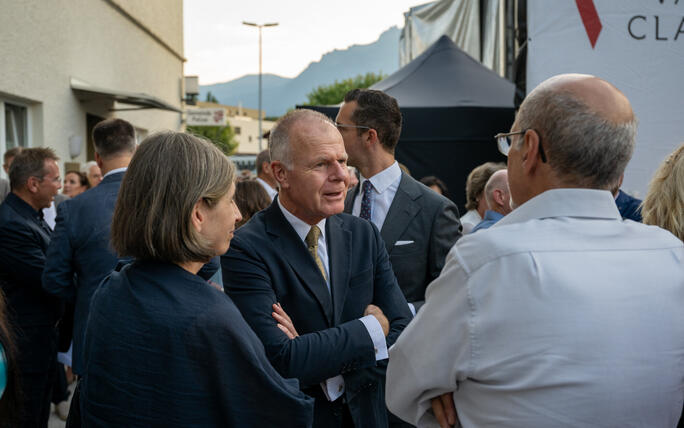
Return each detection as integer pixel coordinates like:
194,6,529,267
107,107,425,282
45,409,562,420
335,122,371,131
494,129,547,163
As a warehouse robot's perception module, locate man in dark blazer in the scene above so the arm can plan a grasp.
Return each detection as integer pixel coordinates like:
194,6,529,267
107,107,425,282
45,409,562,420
0,147,63,427
337,89,462,315
222,109,412,428
42,118,136,377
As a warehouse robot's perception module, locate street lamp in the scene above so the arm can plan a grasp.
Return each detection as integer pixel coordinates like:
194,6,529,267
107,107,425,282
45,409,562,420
243,21,279,152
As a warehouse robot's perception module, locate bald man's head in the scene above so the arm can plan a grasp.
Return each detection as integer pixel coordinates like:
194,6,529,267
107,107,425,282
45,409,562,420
484,169,511,215
514,73,637,190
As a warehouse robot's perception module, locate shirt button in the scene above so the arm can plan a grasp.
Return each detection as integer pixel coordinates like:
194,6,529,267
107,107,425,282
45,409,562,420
374,347,378,354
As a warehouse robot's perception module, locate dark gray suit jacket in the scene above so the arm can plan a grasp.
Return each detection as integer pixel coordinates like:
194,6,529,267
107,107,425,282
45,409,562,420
345,173,462,312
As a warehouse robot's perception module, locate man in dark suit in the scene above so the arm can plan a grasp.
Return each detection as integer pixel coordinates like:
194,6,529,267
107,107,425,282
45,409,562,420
42,118,136,377
0,147,63,427
222,109,412,428
337,89,461,315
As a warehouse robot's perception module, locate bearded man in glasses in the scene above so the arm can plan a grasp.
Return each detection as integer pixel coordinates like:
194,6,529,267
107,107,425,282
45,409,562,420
386,73,684,427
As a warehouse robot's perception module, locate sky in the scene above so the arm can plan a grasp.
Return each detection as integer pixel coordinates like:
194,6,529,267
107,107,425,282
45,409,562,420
183,0,423,85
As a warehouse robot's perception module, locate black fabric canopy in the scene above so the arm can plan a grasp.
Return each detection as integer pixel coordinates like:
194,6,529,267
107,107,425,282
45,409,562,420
305,35,515,213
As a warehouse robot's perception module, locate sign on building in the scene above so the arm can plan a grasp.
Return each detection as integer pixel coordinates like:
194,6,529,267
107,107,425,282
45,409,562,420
527,0,684,196
186,108,227,126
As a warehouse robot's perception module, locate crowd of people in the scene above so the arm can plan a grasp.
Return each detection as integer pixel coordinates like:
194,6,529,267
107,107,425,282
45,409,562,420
0,73,682,428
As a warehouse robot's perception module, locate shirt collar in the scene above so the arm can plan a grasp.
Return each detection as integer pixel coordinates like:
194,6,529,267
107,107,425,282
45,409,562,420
360,161,401,194
494,188,621,229
277,197,327,243
103,167,127,179
483,210,505,222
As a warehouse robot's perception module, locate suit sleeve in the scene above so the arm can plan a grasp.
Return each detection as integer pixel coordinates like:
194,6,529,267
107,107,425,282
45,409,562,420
42,201,76,301
185,300,314,427
414,199,462,312
222,236,378,387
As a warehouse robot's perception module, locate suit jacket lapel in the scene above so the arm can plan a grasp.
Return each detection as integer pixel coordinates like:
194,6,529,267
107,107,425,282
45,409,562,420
326,216,351,325
264,202,334,325
381,173,422,254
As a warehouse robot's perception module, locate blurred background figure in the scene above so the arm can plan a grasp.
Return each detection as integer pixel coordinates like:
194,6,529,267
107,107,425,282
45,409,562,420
471,169,512,233
78,131,313,426
234,179,271,228
1,147,23,203
62,171,90,198
420,175,449,198
0,289,21,428
239,169,253,180
81,161,102,188
255,149,278,200
642,143,684,241
347,166,359,190
460,162,506,234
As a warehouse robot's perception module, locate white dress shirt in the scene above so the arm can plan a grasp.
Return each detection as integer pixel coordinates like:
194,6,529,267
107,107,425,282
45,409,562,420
352,161,401,231
256,177,278,201
459,209,481,234
278,199,388,402
386,189,684,427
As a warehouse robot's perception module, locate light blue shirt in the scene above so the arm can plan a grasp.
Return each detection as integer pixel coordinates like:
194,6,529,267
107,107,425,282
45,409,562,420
387,189,684,427
352,161,402,231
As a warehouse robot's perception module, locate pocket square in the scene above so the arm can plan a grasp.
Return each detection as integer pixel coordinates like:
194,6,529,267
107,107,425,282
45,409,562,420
395,240,414,246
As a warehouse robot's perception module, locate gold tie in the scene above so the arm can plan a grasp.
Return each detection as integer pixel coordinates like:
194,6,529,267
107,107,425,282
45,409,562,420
305,225,327,282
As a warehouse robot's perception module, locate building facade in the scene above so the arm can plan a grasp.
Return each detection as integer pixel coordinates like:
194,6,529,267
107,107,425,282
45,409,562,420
0,0,184,177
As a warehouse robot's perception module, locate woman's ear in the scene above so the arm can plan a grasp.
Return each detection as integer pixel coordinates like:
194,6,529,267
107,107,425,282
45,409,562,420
190,199,205,233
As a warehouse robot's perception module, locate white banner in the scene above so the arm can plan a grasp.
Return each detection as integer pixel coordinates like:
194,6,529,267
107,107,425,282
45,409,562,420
527,0,684,197
186,108,227,126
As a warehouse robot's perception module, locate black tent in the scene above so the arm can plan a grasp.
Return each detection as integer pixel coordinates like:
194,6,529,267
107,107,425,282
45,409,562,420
305,35,515,212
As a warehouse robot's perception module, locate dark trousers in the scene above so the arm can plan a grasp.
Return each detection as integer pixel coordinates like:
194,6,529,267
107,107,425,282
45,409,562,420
15,326,57,428
65,379,81,428
307,387,355,428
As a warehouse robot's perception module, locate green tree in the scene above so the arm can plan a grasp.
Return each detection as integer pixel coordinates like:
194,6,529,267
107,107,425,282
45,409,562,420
304,72,386,106
205,91,219,103
187,125,238,156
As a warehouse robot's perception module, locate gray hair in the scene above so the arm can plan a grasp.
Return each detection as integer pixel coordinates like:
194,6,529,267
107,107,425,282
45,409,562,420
269,109,335,169
516,88,637,190
81,161,98,174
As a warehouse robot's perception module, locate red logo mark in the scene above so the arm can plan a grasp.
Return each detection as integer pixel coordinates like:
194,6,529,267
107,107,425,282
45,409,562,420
575,0,603,48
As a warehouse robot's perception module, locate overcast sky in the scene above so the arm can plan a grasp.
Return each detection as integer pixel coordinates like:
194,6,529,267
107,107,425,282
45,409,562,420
183,0,422,85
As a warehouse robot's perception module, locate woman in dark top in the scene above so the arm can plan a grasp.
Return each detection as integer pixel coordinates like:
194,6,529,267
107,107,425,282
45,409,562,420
78,131,313,427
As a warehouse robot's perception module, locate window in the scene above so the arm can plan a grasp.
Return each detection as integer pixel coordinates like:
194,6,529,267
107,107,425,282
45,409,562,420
4,103,28,149
234,126,241,135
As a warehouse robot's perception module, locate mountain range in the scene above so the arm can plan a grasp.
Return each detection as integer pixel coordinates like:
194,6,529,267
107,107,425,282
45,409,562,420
199,26,401,117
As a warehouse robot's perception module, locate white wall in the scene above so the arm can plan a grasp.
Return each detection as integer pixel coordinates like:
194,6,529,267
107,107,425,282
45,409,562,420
0,0,184,176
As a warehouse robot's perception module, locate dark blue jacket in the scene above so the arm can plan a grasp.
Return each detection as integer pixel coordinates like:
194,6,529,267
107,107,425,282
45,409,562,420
0,193,63,373
222,201,412,427
80,260,313,427
615,189,643,222
41,172,124,374
0,193,62,328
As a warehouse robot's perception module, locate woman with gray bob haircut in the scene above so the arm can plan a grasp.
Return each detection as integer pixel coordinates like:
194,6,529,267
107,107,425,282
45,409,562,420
77,131,314,427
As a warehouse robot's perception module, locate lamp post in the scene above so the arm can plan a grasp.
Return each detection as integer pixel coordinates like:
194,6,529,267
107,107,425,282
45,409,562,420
242,21,278,152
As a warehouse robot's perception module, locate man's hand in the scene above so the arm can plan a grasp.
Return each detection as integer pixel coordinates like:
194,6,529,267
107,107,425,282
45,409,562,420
272,303,299,339
364,304,389,336
431,393,457,428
